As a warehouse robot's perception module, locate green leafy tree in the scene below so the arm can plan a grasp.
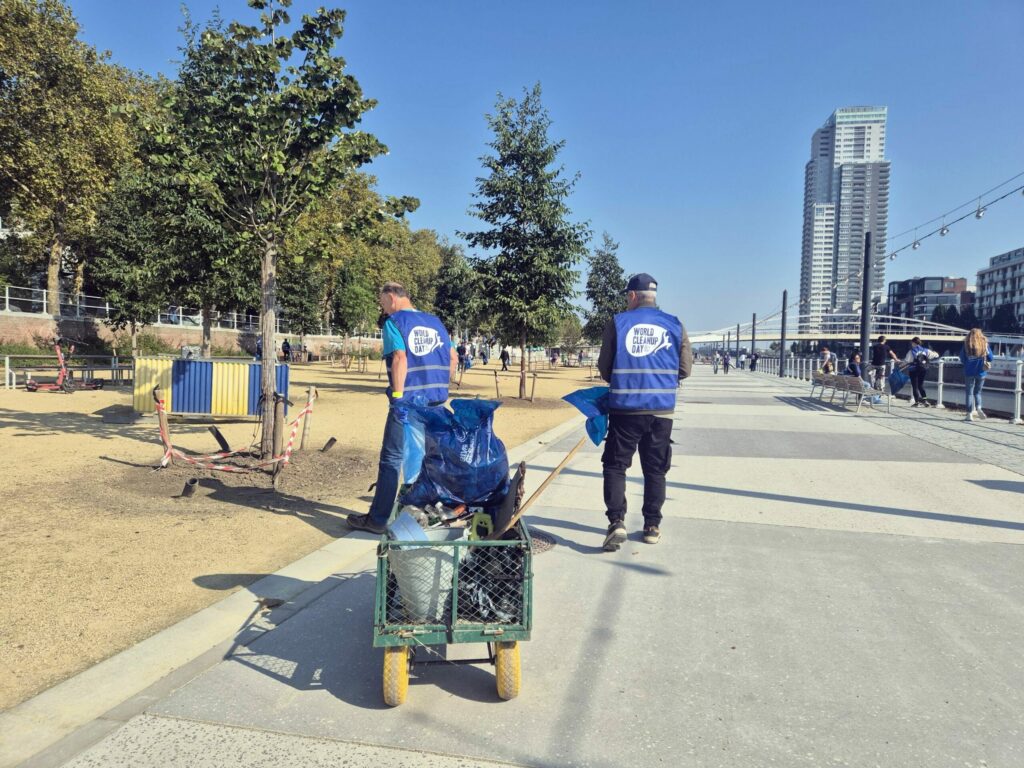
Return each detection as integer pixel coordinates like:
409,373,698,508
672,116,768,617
555,311,584,356
988,304,1021,335
153,0,386,455
583,231,627,341
433,242,482,337
929,305,949,325
460,84,590,398
958,305,980,330
0,0,141,312
332,260,378,334
91,170,175,355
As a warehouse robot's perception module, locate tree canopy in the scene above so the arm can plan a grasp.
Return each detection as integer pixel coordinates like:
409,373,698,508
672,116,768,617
583,232,627,341
0,0,142,312
460,83,590,396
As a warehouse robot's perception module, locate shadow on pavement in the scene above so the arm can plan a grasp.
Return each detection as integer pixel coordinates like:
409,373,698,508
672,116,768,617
529,465,1024,532
967,479,1024,494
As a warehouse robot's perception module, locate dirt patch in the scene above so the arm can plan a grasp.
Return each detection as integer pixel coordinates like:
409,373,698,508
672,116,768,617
0,360,591,709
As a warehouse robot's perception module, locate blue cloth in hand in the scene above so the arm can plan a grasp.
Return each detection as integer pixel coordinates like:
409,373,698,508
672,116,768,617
562,386,610,446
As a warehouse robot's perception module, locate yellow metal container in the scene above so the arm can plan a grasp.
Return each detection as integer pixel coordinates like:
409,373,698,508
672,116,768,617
133,357,174,413
211,361,250,416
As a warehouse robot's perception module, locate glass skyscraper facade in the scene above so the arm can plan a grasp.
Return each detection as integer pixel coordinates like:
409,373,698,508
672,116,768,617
799,107,890,332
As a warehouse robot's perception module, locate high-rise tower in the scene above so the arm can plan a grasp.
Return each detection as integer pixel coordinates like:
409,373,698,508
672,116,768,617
799,106,890,331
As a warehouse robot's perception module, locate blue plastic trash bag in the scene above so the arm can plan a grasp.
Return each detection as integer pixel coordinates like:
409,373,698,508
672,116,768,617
401,399,510,508
402,418,426,483
562,386,610,446
888,367,909,395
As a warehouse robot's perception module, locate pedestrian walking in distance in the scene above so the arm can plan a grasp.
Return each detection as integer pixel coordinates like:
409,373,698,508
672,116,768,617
722,353,731,374
958,328,993,422
904,336,938,407
598,273,692,551
500,347,511,371
347,282,457,534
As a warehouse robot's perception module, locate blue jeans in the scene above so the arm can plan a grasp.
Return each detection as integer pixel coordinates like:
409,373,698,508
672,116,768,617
965,376,985,413
368,406,406,525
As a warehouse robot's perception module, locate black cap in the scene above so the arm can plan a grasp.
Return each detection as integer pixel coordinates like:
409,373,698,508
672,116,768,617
625,272,658,293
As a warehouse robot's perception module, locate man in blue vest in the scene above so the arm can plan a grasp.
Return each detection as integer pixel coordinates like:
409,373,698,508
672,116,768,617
597,273,692,550
347,282,457,534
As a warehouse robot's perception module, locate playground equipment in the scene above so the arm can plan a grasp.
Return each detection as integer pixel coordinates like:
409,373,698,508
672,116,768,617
25,338,105,393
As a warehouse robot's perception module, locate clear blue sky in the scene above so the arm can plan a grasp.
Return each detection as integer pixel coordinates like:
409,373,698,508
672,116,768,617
71,0,1024,330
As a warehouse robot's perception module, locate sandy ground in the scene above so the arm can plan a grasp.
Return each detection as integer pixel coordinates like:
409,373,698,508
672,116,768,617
0,359,593,710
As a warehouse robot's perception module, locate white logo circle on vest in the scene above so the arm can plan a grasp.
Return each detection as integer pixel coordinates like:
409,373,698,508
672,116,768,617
408,326,444,356
625,324,671,357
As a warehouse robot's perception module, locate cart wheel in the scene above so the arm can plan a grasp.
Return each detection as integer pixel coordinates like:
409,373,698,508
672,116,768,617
494,641,521,701
382,645,409,707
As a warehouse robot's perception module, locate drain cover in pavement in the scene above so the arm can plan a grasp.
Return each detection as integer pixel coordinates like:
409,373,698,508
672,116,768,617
530,531,557,554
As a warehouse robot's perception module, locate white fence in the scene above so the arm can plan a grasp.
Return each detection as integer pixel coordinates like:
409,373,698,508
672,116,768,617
0,283,382,339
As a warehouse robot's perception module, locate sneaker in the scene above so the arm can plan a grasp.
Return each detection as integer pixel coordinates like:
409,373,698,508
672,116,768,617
976,410,987,420
965,412,974,422
602,521,627,552
911,402,921,408
642,526,661,544
347,513,387,535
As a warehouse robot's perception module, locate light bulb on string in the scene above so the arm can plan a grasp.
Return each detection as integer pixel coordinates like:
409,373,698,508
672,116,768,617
940,225,949,236
889,253,897,260
912,241,920,249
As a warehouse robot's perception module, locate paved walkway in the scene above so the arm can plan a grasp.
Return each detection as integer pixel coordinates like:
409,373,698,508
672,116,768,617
21,367,1024,767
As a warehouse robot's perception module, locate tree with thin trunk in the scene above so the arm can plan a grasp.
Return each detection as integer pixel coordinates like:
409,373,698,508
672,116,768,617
583,232,627,341
460,84,590,398
151,0,384,455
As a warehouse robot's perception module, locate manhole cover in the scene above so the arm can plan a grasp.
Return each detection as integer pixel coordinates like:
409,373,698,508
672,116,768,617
530,531,557,554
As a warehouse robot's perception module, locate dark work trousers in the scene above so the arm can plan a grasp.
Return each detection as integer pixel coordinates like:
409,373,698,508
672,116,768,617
910,368,928,403
602,413,673,527
368,406,405,525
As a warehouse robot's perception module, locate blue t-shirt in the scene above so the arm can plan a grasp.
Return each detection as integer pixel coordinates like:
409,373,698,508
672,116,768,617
383,310,455,356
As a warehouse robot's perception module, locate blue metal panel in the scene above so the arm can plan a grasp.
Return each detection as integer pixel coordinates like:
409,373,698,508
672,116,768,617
247,363,290,416
171,360,213,414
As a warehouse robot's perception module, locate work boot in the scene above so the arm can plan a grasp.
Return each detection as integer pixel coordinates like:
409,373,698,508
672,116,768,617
642,526,661,544
602,521,627,552
347,513,387,535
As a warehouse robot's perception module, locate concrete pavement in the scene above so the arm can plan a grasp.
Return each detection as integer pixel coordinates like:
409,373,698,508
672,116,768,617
15,366,1024,767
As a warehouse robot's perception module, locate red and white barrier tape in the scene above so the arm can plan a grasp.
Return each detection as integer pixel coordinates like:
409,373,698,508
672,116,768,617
155,393,316,473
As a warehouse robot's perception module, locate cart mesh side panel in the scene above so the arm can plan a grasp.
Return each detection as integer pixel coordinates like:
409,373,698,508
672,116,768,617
381,530,531,630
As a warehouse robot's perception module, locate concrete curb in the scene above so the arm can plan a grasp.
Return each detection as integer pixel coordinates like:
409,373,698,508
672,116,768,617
2,411,586,768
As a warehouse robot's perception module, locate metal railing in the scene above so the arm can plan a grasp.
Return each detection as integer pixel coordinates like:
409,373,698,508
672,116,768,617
0,282,383,339
753,354,1023,424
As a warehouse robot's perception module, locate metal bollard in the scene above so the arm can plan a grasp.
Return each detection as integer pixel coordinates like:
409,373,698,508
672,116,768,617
1014,360,1023,425
934,360,945,409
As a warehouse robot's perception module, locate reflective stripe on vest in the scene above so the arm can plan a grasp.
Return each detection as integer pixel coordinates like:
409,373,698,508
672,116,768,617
608,307,682,412
386,310,452,403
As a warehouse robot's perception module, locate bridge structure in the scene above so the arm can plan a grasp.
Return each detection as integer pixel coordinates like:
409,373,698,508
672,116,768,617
691,313,1024,351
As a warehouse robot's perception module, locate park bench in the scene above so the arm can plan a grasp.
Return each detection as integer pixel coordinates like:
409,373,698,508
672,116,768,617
810,371,890,414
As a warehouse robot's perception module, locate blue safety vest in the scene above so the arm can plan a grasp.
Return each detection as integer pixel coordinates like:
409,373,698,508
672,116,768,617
608,307,682,412
386,311,452,404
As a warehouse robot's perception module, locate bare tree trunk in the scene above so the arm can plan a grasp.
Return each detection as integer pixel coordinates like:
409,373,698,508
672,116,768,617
130,322,139,357
260,240,278,457
201,305,213,357
74,260,85,295
519,331,527,399
47,237,62,316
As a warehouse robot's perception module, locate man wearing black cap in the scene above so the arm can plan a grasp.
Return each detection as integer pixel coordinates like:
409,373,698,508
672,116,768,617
597,273,692,550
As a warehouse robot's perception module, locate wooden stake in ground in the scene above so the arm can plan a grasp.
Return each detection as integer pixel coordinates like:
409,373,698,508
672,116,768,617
299,385,315,450
271,394,285,489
